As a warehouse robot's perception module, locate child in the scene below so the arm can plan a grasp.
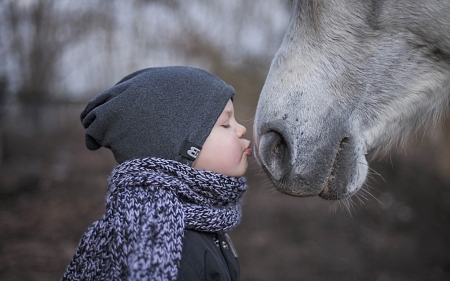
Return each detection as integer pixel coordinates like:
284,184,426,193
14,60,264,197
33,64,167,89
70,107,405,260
62,66,252,281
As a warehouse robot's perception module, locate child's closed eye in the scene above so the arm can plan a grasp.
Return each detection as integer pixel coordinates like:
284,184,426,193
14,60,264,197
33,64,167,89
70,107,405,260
222,124,231,128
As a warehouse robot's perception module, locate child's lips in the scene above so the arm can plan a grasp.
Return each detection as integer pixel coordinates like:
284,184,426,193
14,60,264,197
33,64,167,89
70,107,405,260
245,144,253,156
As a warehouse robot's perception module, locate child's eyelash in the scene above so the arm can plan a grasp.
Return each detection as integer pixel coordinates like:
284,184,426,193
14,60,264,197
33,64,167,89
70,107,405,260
222,125,230,128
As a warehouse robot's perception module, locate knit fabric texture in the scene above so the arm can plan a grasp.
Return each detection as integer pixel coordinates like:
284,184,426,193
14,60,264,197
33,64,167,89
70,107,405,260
80,66,235,165
62,157,247,281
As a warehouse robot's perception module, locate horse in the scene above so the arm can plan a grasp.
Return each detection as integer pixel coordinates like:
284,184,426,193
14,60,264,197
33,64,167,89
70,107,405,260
254,0,450,201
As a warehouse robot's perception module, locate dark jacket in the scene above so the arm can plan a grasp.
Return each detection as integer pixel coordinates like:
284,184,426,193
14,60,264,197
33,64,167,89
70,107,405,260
177,230,240,281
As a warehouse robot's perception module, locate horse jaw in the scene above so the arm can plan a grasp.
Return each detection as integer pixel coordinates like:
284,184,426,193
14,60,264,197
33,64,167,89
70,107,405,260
254,0,450,200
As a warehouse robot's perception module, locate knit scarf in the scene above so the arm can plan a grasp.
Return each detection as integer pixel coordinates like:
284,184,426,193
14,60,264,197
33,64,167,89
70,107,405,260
62,157,247,281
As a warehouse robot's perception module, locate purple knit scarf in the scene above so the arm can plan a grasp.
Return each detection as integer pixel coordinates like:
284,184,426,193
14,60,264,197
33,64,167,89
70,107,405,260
62,157,247,281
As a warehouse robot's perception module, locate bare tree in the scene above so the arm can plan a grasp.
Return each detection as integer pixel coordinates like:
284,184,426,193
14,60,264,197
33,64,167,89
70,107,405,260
1,0,112,104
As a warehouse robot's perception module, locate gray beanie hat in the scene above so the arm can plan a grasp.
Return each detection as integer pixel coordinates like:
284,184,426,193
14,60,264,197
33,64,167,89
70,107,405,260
80,66,235,165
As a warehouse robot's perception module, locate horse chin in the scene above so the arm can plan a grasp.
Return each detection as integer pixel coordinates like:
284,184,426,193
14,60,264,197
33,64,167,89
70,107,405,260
256,161,365,200
318,177,360,201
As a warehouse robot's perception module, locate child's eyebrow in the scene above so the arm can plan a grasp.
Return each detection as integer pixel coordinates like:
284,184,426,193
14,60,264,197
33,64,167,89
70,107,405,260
218,109,232,122
223,109,232,116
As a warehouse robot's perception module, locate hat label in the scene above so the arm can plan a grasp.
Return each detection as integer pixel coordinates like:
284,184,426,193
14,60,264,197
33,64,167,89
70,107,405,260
188,146,200,159
180,140,202,161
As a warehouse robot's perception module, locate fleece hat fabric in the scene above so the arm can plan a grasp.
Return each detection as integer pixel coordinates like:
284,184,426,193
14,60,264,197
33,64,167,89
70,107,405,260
80,66,235,165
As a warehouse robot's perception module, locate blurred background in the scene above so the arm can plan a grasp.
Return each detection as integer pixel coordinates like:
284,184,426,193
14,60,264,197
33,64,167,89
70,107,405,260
0,0,449,280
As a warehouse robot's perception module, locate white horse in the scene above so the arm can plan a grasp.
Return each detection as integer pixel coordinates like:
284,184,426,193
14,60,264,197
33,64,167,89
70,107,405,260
254,0,450,200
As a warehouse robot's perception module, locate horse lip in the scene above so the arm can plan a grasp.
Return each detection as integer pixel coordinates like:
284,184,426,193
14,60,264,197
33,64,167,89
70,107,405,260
319,182,329,197
319,137,350,199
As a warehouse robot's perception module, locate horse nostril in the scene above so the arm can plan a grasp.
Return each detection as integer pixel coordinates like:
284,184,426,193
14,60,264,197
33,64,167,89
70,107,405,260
259,131,289,181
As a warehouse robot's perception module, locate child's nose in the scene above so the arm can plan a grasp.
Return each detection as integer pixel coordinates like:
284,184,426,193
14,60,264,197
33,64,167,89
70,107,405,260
236,123,247,137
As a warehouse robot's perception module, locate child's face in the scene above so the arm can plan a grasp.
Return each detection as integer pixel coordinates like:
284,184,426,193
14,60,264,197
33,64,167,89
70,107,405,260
193,100,252,177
